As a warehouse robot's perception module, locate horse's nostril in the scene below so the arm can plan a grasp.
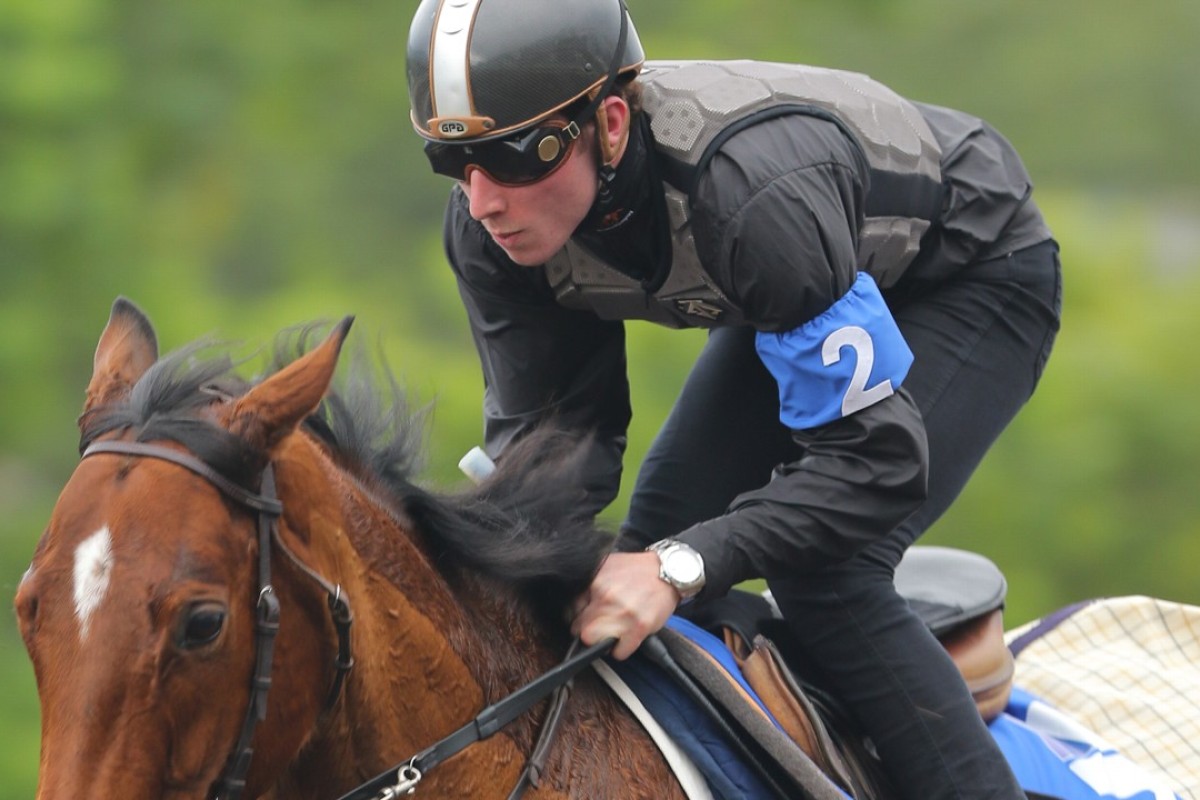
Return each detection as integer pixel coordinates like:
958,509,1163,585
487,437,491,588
14,573,40,635
18,594,37,622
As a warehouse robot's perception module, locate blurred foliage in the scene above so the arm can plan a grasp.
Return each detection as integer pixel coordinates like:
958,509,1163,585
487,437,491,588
1,0,1198,795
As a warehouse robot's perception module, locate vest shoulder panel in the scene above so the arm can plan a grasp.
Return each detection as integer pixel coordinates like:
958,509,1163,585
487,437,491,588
545,60,946,327
641,59,941,187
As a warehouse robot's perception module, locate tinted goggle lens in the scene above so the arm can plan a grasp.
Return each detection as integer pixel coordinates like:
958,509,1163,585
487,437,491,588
424,123,579,186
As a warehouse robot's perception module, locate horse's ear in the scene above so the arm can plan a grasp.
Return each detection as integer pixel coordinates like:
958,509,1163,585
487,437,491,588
83,297,159,417
230,317,354,452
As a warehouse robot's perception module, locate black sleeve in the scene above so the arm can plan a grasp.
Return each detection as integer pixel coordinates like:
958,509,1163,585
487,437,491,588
443,188,631,517
692,113,865,332
680,391,928,597
675,115,929,596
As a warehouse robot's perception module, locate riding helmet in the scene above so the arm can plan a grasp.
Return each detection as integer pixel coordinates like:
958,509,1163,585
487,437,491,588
406,0,645,143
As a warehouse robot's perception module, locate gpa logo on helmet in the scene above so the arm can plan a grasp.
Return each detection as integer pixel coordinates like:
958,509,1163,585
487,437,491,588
437,120,469,137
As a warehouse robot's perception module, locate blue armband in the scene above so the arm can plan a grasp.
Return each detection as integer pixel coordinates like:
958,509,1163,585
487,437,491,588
755,273,912,430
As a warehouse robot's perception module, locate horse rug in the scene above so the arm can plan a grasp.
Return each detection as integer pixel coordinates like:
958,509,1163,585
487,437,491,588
1008,596,1200,800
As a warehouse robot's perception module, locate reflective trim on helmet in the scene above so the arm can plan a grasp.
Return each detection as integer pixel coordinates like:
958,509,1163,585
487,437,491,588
430,0,482,128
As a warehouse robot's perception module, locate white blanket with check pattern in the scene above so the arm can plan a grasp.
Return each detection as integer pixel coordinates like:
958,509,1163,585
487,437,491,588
1007,596,1200,800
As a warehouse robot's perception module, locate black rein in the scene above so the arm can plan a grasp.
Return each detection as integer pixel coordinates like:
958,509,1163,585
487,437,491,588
333,637,615,800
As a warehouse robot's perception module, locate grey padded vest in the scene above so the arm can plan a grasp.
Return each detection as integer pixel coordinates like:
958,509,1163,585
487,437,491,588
545,60,945,329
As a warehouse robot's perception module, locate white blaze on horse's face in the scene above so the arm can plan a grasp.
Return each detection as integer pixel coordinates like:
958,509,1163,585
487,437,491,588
72,525,114,640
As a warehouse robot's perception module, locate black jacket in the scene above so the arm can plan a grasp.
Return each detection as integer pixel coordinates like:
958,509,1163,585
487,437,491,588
441,75,1050,597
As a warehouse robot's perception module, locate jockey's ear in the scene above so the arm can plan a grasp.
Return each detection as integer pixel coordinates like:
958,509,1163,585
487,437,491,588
596,94,631,168
83,297,159,421
229,316,354,453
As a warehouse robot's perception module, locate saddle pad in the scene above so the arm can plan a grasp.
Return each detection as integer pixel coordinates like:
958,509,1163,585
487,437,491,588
610,616,851,800
606,646,789,799
591,660,715,800
1006,596,1200,800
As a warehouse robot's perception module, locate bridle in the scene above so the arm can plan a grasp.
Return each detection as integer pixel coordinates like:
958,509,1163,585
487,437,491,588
81,439,354,800
81,438,613,800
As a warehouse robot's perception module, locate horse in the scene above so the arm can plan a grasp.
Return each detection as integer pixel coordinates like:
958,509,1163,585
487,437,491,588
14,298,695,799
18,298,1196,800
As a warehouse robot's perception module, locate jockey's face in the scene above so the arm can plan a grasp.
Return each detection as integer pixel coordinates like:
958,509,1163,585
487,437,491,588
459,125,599,267
459,97,629,267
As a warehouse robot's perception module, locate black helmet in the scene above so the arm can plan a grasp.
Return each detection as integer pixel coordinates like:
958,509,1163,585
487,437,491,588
406,0,644,144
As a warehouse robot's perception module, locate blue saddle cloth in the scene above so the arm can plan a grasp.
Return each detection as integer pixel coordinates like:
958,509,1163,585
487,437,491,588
613,616,1181,800
608,617,837,800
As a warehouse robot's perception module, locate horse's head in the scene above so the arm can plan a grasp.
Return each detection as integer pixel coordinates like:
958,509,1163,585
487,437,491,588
14,298,353,799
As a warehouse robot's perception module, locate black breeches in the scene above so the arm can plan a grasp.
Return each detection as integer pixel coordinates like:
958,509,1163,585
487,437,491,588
623,240,1062,799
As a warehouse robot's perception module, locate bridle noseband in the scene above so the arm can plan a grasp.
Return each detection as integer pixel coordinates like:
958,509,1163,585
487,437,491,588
81,440,354,800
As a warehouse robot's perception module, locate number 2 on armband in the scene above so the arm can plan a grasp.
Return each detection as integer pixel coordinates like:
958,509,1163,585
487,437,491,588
822,325,895,417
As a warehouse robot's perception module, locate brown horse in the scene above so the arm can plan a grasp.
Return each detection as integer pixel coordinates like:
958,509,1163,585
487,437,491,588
15,298,693,799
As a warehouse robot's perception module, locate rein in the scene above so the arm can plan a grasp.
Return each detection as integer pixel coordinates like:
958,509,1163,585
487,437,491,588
81,440,354,800
334,637,615,800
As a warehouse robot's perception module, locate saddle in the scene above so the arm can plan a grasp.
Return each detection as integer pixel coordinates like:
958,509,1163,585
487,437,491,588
892,545,1015,721
639,546,1015,798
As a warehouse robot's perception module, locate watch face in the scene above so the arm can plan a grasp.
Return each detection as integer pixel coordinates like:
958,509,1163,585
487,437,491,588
664,549,703,584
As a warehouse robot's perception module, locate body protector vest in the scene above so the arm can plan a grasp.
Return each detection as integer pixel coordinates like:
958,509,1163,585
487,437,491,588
544,60,945,329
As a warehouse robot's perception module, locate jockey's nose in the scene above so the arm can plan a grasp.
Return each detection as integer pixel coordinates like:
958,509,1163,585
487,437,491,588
464,168,507,221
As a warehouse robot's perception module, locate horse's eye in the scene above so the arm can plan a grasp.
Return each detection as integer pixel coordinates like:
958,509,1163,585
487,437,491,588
178,603,227,649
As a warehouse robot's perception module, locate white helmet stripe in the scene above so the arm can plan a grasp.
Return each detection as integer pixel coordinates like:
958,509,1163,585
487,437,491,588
429,0,483,119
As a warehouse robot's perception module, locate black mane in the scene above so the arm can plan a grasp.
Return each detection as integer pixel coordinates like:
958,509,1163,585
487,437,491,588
78,325,613,604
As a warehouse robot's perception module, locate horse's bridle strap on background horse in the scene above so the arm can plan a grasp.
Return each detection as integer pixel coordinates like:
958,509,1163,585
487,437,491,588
81,439,354,800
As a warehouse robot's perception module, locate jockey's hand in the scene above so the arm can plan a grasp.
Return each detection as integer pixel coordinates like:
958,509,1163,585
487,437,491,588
571,551,679,660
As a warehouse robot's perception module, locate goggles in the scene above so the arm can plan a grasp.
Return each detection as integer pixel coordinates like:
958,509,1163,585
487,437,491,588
424,120,583,186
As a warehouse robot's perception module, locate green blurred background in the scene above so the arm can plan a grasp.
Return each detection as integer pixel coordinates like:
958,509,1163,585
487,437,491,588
2,0,1198,793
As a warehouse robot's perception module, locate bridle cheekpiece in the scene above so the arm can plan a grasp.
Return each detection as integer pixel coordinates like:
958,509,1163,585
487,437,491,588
81,439,354,800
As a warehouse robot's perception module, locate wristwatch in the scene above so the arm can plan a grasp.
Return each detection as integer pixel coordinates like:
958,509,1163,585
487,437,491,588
647,539,706,602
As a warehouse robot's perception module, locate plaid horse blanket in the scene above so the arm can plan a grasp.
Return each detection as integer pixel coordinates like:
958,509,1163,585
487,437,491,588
1007,596,1200,800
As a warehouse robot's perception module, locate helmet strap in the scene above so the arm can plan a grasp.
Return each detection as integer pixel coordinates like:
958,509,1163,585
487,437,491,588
597,161,618,206
584,112,651,233
565,0,629,150
595,97,627,206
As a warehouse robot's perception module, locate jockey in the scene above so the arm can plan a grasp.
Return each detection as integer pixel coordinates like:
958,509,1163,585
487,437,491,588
406,1,1061,798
